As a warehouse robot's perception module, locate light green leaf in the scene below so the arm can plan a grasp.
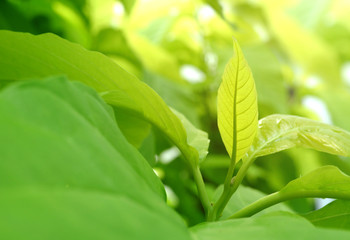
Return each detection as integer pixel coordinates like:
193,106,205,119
303,200,350,230
217,40,258,162
246,114,350,160
0,30,199,166
229,166,350,219
0,77,191,240
191,212,350,240
172,108,209,162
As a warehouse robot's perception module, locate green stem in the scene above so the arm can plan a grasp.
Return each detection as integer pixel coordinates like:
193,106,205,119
192,165,210,214
208,155,256,221
228,190,350,219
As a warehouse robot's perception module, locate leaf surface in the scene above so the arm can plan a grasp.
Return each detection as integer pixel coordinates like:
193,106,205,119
172,108,209,162
246,114,350,160
191,212,350,240
0,77,191,240
217,40,258,162
303,200,350,230
230,166,350,218
0,30,199,165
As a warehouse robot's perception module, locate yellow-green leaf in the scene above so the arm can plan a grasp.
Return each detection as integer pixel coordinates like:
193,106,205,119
217,40,258,162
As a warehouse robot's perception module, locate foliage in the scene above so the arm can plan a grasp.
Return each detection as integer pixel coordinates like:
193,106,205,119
1,0,350,239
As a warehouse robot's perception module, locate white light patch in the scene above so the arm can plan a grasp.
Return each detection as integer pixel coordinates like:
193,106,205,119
113,2,125,16
305,75,322,88
253,24,269,42
180,64,206,83
315,198,334,210
341,62,350,87
302,96,332,124
197,4,216,22
159,146,181,164
169,7,180,16
165,185,179,208
205,52,218,71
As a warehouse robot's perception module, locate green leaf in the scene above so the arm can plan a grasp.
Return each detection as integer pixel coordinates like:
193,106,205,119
121,0,136,14
242,44,289,115
0,77,191,240
172,108,209,162
217,40,258,162
212,185,292,219
303,200,350,230
126,31,183,82
262,2,340,82
191,212,350,240
246,114,350,160
113,107,151,148
229,166,350,219
0,30,200,166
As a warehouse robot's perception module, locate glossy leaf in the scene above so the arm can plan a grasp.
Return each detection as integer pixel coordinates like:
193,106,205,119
246,114,350,160
0,30,200,165
191,212,350,240
172,108,209,162
0,77,191,240
303,200,350,230
217,40,258,162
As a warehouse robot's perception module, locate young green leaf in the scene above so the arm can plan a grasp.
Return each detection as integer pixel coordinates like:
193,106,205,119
303,200,350,230
191,212,350,240
229,166,350,219
172,108,210,162
217,40,258,162
0,30,199,166
246,114,350,161
0,77,191,240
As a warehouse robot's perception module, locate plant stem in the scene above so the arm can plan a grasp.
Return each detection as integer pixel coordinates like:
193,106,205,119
207,155,256,221
192,165,211,214
228,190,350,219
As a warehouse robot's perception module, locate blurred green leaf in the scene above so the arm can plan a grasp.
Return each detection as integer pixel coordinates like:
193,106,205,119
172,108,210,162
121,0,136,14
263,2,340,82
318,87,350,132
247,114,350,160
243,44,289,115
126,32,184,82
7,0,90,47
138,130,157,166
191,212,350,240
303,200,350,230
0,77,193,239
113,107,151,148
0,30,200,166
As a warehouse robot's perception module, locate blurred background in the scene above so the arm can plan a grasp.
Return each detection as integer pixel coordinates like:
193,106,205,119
2,0,350,226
